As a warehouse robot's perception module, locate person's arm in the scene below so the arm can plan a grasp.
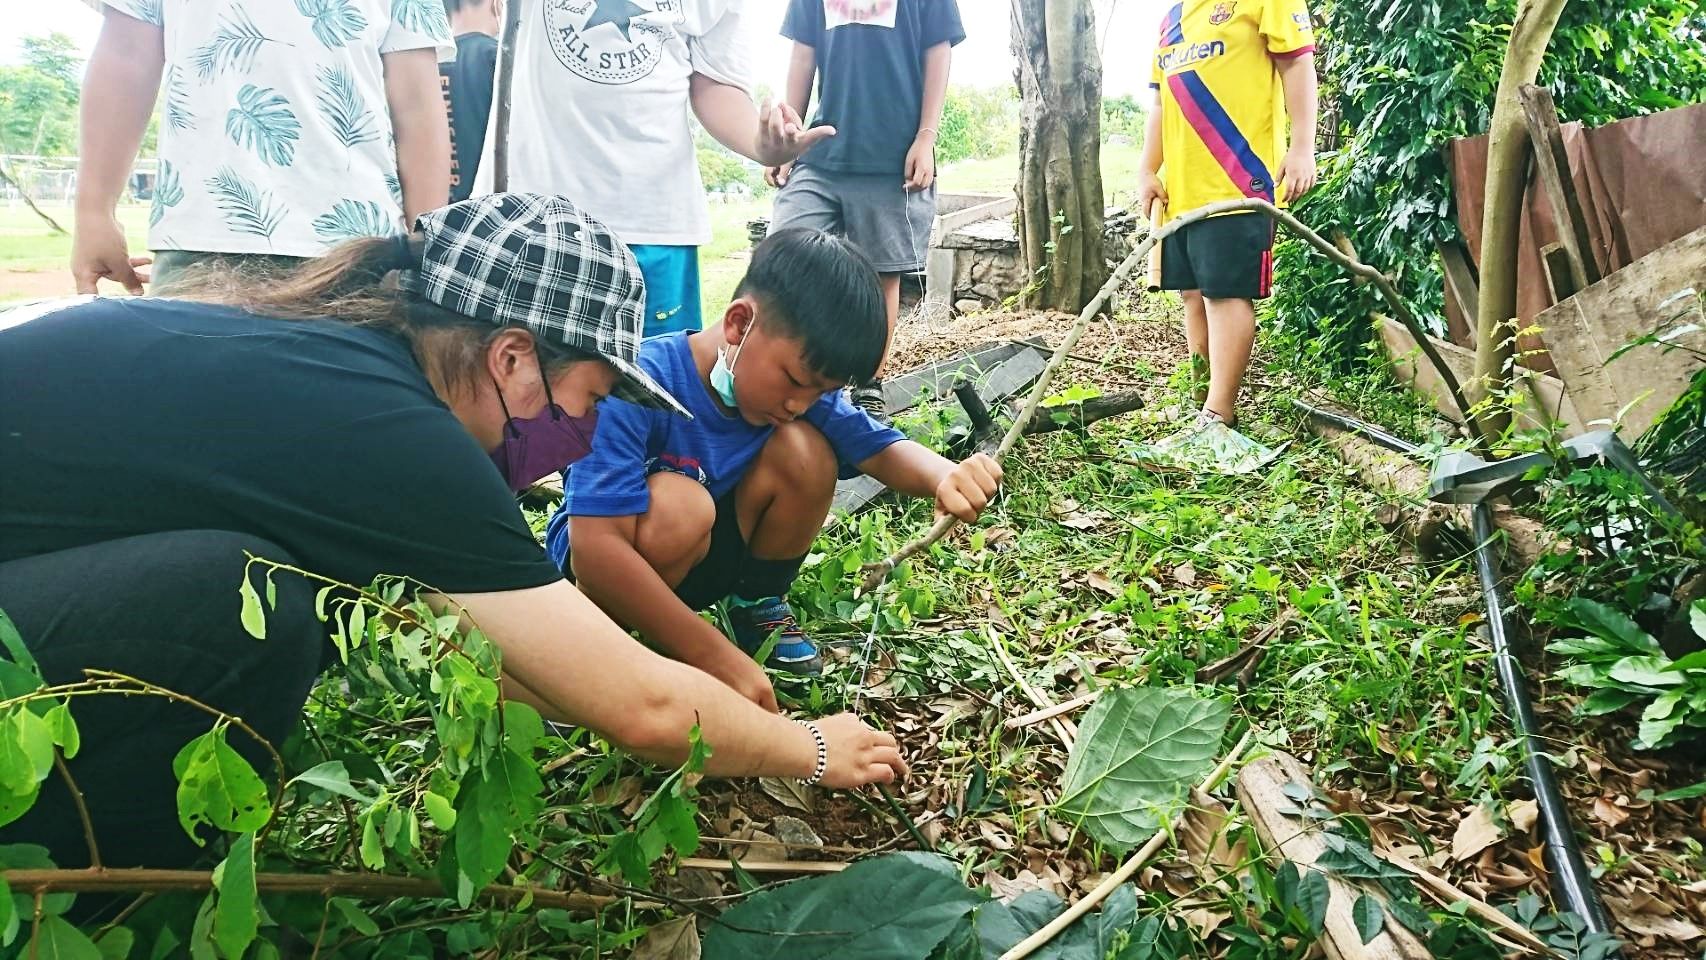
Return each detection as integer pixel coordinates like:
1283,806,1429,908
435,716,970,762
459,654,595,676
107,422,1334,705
858,442,1002,522
1274,51,1319,200
690,74,835,168
1135,89,1167,216
569,514,779,712
903,41,952,191
383,48,451,225
764,42,818,187
448,581,905,784
72,9,164,296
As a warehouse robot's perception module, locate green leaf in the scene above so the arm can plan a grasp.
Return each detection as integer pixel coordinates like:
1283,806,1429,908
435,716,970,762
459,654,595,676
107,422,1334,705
972,883,1140,959
1576,688,1646,716
29,916,102,960
93,926,134,960
1635,690,1688,749
1607,655,1683,687
1557,599,1660,654
449,749,543,903
423,791,456,830
703,853,986,960
0,707,55,794
1352,894,1384,944
238,575,266,640
0,873,14,947
501,701,545,757
1690,600,1706,641
1054,687,1231,851
0,607,40,677
1650,779,1706,802
329,899,379,937
45,704,79,760
359,800,387,870
1296,868,1330,934
172,725,271,844
211,833,257,960
289,761,371,803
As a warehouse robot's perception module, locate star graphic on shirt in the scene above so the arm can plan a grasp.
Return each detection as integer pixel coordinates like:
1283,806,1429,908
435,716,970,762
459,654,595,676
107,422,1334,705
583,0,647,41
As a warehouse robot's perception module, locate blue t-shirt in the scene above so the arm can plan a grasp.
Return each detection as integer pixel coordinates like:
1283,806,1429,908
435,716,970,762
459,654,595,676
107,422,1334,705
545,332,904,566
782,0,966,175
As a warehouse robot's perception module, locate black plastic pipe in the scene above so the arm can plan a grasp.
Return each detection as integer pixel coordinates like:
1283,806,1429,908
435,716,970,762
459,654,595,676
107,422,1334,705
1470,505,1616,939
1296,399,1619,945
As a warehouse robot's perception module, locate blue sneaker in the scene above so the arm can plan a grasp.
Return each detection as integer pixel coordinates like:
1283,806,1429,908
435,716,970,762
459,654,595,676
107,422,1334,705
727,597,823,676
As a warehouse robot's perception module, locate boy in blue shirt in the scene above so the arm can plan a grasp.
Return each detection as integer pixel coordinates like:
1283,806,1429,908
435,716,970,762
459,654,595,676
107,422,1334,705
547,229,1001,711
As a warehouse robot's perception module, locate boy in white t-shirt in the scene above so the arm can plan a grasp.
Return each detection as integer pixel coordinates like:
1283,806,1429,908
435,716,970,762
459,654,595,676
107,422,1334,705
477,0,829,338
72,0,453,295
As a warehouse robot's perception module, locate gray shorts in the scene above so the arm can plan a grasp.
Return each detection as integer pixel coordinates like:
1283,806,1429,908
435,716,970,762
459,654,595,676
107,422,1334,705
768,165,936,273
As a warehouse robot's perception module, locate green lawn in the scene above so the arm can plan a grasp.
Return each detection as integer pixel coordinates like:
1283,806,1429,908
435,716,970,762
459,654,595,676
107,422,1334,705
0,204,150,274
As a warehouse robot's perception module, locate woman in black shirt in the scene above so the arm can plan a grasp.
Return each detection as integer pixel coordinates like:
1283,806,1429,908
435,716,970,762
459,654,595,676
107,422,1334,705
0,193,905,870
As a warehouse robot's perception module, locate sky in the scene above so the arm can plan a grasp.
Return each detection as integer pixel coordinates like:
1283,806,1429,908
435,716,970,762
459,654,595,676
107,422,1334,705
1,0,1164,96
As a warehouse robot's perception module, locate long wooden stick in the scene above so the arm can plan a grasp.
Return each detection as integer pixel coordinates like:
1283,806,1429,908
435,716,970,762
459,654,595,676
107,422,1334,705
999,730,1255,960
988,629,1077,749
1003,690,1100,730
491,0,524,191
859,197,1475,595
3,868,613,914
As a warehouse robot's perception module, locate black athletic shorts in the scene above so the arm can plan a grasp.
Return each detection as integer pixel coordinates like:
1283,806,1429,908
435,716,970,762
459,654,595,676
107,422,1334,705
1159,211,1276,300
560,492,749,612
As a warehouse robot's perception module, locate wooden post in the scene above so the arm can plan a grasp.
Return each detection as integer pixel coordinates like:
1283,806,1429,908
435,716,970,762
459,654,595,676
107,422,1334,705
1437,240,1480,329
1517,84,1601,295
1538,242,1578,302
492,0,525,191
1146,198,1164,292
1237,752,1434,960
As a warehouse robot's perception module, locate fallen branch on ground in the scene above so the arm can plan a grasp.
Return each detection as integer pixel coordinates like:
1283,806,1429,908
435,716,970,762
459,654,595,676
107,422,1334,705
1003,690,1100,731
1000,729,1255,960
860,197,1477,595
1196,607,1295,688
1021,389,1147,435
988,628,1077,749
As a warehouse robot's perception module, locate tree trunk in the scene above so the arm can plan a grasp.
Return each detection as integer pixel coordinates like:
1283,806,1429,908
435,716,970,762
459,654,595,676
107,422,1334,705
1011,0,1107,313
1470,0,1568,442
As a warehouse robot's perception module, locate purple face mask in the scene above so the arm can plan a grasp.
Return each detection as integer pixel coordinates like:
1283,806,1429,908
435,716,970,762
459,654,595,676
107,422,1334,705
490,366,600,494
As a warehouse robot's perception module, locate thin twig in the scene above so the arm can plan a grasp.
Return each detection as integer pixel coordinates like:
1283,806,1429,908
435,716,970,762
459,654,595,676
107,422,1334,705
52,753,99,869
987,629,1076,749
675,858,847,874
1000,729,1255,960
1003,690,1100,731
876,784,932,852
859,197,1479,595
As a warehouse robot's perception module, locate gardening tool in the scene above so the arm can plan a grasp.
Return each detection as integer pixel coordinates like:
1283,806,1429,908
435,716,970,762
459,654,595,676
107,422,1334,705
1145,198,1164,292
1429,429,1679,517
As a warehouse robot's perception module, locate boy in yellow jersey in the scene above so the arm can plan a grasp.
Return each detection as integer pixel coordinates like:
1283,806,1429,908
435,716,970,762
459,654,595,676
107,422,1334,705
1137,0,1318,432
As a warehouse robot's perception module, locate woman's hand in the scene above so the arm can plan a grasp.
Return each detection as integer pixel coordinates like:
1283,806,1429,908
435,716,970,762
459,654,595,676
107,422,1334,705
933,452,1003,522
809,713,909,787
704,643,779,714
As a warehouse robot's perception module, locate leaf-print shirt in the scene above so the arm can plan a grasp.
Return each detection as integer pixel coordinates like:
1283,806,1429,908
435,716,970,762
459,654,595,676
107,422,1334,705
105,0,452,257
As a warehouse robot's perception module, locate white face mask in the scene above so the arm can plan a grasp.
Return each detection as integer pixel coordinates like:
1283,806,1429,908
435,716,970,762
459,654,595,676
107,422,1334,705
710,322,753,407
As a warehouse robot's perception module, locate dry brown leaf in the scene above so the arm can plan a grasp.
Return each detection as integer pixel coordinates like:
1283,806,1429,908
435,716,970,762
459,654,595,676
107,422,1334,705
979,819,1016,851
630,917,701,960
1180,789,1244,887
1508,799,1539,835
1615,912,1705,942
590,775,645,809
757,777,817,813
735,829,790,863
1173,562,1197,586
1086,571,1122,596
1451,803,1505,861
1593,796,1631,827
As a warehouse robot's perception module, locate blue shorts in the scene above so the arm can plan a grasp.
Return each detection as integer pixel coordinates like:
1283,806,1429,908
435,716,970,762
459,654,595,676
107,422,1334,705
629,244,703,337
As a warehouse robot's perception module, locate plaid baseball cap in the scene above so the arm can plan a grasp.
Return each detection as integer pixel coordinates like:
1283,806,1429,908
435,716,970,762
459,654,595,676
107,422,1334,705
405,193,690,418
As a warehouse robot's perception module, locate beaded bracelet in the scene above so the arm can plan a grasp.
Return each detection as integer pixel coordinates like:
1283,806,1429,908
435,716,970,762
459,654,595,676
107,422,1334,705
797,720,828,786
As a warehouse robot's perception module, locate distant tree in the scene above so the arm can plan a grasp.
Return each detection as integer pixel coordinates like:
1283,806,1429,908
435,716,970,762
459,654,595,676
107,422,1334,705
1100,94,1145,141
0,32,82,155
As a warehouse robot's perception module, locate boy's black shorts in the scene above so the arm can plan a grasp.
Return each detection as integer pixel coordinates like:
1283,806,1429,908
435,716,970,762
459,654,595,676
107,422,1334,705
560,492,748,612
1158,211,1275,300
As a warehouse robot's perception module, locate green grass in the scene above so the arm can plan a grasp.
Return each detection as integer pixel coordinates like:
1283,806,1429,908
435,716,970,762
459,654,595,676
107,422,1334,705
0,204,149,274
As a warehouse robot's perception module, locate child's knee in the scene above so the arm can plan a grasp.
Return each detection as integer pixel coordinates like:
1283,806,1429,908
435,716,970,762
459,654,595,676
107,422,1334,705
758,420,836,491
634,473,715,569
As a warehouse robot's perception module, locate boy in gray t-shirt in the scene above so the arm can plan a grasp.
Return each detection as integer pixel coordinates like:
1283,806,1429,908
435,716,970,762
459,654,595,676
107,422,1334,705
765,0,965,421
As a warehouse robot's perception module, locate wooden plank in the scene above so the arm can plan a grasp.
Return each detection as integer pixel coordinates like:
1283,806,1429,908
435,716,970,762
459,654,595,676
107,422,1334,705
1237,752,1434,960
1437,240,1480,329
1536,223,1706,438
1377,317,1581,433
1517,84,1601,292
1539,242,1578,302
